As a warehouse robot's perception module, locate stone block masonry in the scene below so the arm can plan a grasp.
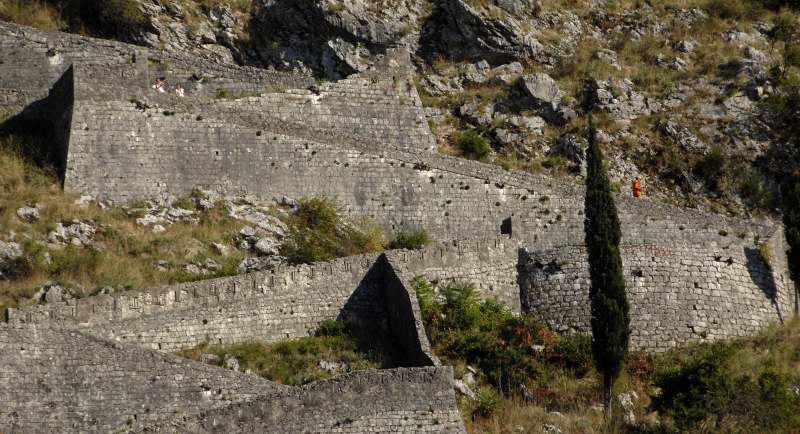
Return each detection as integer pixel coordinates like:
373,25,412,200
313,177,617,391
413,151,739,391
0,324,465,433
7,253,391,352
146,367,465,433
519,238,794,351
0,324,289,433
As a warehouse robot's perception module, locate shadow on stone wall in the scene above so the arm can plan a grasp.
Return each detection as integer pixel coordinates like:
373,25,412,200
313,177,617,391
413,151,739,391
337,256,406,368
744,246,784,324
0,66,73,183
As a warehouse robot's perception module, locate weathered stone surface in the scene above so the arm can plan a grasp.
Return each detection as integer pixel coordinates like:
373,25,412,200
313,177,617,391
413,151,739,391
15,205,39,222
0,241,23,279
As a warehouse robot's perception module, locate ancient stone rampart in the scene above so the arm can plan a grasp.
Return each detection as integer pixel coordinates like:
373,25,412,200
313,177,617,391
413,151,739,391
146,367,465,433
519,232,794,351
0,324,289,433
0,324,463,433
6,253,390,350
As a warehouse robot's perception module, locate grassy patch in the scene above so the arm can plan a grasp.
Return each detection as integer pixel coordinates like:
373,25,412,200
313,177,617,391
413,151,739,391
0,0,64,31
0,133,249,310
178,319,389,385
279,197,385,264
389,227,429,250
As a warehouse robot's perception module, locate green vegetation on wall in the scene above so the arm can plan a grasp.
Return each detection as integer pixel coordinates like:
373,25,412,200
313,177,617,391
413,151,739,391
178,319,390,386
279,197,385,264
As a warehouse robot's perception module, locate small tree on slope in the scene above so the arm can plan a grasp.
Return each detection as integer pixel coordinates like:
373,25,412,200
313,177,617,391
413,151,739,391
583,119,630,416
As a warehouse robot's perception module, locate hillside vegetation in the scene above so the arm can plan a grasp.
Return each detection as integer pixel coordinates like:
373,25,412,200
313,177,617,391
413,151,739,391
413,277,800,434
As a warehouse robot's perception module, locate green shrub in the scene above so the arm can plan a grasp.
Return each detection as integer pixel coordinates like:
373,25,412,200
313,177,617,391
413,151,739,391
652,341,800,432
389,227,429,250
456,129,491,161
413,278,593,398
279,197,385,264
316,319,348,337
474,387,502,418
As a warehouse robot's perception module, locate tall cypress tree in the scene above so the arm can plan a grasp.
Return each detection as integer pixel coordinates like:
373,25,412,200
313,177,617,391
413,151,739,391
583,118,630,416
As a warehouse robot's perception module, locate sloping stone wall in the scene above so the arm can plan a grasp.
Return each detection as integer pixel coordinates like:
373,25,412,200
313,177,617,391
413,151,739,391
0,324,464,433
519,234,794,351
0,324,289,433
0,21,311,113
146,367,465,433
7,253,389,351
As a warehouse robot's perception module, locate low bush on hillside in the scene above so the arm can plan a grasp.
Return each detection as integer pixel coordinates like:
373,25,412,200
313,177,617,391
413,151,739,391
388,227,429,250
279,197,385,264
413,278,593,405
456,129,491,161
178,319,388,385
651,323,800,433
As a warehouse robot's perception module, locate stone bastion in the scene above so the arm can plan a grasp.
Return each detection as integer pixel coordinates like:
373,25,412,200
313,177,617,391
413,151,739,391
0,21,797,433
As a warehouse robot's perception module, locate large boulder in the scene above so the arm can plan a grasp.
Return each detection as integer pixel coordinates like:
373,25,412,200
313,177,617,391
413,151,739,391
0,241,23,279
586,78,652,121
520,73,562,106
519,73,575,126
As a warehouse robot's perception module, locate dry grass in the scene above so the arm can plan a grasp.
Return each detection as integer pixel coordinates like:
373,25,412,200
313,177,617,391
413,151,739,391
0,0,64,31
0,136,248,310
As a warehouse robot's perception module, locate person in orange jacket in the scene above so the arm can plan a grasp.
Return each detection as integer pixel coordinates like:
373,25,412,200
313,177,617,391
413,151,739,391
632,177,642,198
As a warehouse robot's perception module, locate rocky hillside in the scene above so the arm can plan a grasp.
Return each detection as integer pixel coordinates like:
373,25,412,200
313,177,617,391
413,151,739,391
3,0,799,217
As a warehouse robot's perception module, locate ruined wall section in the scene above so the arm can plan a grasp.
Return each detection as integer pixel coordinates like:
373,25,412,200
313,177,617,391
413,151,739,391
519,231,794,351
6,254,388,352
0,324,289,433
148,367,466,434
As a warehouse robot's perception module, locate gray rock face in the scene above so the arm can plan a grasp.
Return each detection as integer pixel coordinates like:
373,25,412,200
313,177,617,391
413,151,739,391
520,73,562,106
237,256,284,274
459,101,495,126
251,0,426,78
548,134,587,175
660,120,707,153
33,282,73,304
0,241,23,279
48,220,97,246
519,73,574,125
254,238,280,256
587,78,651,121
437,0,546,63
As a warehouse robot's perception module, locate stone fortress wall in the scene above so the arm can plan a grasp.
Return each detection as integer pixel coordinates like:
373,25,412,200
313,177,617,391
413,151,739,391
0,21,797,433
0,324,463,433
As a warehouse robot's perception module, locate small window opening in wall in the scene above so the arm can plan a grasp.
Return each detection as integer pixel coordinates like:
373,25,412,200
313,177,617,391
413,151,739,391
633,269,643,278
202,319,208,325
501,217,512,235
214,151,220,156
694,282,700,288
